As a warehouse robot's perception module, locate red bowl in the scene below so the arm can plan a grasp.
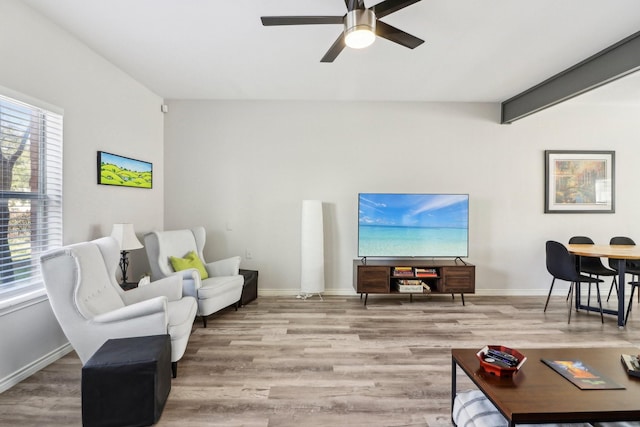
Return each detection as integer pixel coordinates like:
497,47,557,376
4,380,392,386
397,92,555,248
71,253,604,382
476,345,527,377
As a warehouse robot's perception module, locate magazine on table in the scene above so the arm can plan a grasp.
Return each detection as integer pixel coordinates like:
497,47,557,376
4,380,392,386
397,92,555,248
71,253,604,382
541,359,625,390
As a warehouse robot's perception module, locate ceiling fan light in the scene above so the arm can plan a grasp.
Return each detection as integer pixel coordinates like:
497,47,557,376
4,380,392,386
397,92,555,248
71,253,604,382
345,28,375,49
344,9,376,49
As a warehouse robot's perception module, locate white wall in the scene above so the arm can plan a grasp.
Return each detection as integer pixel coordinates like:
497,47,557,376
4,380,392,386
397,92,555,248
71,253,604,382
0,0,165,390
163,99,640,296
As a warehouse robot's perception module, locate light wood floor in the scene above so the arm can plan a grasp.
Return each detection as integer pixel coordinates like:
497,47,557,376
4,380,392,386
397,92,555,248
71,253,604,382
2,293,640,426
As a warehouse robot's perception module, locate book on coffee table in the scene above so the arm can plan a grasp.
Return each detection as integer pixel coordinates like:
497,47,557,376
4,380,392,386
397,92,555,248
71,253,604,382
621,354,640,378
541,358,625,390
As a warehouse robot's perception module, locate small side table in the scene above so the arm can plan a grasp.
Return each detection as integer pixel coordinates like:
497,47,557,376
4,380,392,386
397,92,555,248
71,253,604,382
239,269,258,306
119,281,137,291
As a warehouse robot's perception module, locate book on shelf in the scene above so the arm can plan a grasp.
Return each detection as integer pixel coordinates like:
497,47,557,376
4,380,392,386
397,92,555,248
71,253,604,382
621,354,640,378
395,279,428,293
397,279,422,286
414,267,437,277
393,266,414,276
395,284,424,293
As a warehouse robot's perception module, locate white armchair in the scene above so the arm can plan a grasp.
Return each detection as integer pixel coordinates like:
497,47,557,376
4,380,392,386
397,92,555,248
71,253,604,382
40,236,197,377
144,226,244,327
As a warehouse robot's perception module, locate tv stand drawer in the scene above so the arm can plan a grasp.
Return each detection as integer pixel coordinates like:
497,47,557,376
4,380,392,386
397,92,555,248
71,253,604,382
357,266,390,293
438,266,475,293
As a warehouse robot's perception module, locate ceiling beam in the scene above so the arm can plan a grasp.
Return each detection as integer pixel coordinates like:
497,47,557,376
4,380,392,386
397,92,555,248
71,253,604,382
501,30,640,124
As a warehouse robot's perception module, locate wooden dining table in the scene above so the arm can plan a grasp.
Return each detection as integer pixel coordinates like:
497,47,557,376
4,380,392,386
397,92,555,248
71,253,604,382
566,244,640,327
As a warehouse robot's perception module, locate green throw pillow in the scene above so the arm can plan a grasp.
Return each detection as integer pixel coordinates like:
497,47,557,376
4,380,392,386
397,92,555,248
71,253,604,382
169,251,209,280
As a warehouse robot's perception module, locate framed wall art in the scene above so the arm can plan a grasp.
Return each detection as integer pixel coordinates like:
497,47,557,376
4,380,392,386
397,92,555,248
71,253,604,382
544,150,614,213
97,151,153,189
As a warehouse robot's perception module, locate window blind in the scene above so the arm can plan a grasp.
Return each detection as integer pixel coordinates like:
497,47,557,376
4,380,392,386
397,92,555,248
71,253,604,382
0,92,63,299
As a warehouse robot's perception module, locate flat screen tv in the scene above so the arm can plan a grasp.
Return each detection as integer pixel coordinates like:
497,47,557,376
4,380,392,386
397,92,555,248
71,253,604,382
358,193,469,258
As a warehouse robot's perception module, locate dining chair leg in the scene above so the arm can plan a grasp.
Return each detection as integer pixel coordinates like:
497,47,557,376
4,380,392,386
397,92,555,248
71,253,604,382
595,284,604,324
625,285,637,325
587,284,592,312
568,282,574,324
607,276,618,302
544,278,556,312
588,274,602,304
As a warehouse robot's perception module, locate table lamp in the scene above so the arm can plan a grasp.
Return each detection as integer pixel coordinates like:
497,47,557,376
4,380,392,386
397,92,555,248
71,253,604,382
110,223,143,284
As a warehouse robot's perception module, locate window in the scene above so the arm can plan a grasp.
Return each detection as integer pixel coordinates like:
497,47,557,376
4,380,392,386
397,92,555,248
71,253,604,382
0,91,62,302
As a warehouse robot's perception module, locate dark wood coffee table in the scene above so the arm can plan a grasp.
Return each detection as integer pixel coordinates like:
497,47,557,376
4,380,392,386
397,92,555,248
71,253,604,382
452,347,640,426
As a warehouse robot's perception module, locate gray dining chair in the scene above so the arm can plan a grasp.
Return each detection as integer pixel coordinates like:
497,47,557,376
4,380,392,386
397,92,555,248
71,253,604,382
569,236,616,307
607,236,640,303
545,240,604,323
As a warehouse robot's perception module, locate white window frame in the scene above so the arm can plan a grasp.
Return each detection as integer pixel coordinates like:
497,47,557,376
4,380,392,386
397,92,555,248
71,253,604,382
0,86,63,311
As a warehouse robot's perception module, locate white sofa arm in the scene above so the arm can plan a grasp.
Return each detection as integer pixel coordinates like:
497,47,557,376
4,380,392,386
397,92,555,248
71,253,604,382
120,274,183,304
92,296,168,324
179,269,201,299
205,256,241,277
176,269,201,286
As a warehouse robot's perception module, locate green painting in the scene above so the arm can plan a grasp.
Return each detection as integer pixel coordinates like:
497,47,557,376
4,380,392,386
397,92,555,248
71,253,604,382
98,151,152,189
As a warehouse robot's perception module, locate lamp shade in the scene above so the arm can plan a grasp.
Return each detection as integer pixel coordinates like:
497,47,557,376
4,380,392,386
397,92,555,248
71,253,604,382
300,200,325,294
110,223,143,251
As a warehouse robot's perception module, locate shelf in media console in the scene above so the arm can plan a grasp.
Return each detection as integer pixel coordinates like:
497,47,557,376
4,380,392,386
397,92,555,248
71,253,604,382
356,258,470,268
353,258,475,306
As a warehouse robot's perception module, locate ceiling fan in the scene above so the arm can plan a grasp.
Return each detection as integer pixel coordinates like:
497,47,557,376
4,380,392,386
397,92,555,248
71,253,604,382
261,0,424,63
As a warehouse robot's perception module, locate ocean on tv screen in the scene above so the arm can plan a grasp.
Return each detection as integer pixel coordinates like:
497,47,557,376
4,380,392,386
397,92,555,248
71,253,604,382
358,193,469,257
358,225,468,257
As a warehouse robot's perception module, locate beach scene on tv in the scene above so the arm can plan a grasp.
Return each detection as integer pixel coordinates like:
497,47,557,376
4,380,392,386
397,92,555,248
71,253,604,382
358,193,469,257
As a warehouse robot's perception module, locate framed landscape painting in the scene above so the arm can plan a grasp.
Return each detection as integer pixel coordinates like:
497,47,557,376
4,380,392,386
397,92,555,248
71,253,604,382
544,150,614,213
97,151,152,189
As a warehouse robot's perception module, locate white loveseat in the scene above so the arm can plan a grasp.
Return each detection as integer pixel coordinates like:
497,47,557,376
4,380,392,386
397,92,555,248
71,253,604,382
144,226,244,327
40,236,197,377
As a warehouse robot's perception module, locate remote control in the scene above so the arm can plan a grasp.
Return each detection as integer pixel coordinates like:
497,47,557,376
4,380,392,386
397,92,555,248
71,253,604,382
486,349,519,367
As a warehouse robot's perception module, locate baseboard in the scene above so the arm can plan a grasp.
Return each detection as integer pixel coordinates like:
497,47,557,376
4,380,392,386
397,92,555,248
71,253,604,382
257,288,598,297
0,342,73,393
258,288,356,297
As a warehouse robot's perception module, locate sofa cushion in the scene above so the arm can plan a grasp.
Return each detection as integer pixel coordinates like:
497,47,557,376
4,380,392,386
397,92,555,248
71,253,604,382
453,390,593,427
197,275,244,300
170,251,209,279
453,389,509,426
72,243,125,317
150,229,203,278
593,423,640,426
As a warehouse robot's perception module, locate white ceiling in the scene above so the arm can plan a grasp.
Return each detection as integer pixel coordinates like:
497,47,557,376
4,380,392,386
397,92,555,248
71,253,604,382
21,0,640,103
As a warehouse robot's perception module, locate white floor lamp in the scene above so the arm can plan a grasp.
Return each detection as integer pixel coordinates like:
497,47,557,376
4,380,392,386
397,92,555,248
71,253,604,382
299,200,325,300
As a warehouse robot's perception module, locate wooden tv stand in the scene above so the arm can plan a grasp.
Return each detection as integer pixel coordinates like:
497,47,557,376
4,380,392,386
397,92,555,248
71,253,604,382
353,259,475,306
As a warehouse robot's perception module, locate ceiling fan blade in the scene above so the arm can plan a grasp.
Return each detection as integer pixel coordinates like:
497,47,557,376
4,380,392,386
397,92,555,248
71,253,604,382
261,16,344,26
320,34,346,63
375,20,424,49
371,0,421,19
344,0,366,11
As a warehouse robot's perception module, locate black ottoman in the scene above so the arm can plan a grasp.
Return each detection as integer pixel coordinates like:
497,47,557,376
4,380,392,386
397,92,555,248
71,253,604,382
82,335,171,427
239,269,258,306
